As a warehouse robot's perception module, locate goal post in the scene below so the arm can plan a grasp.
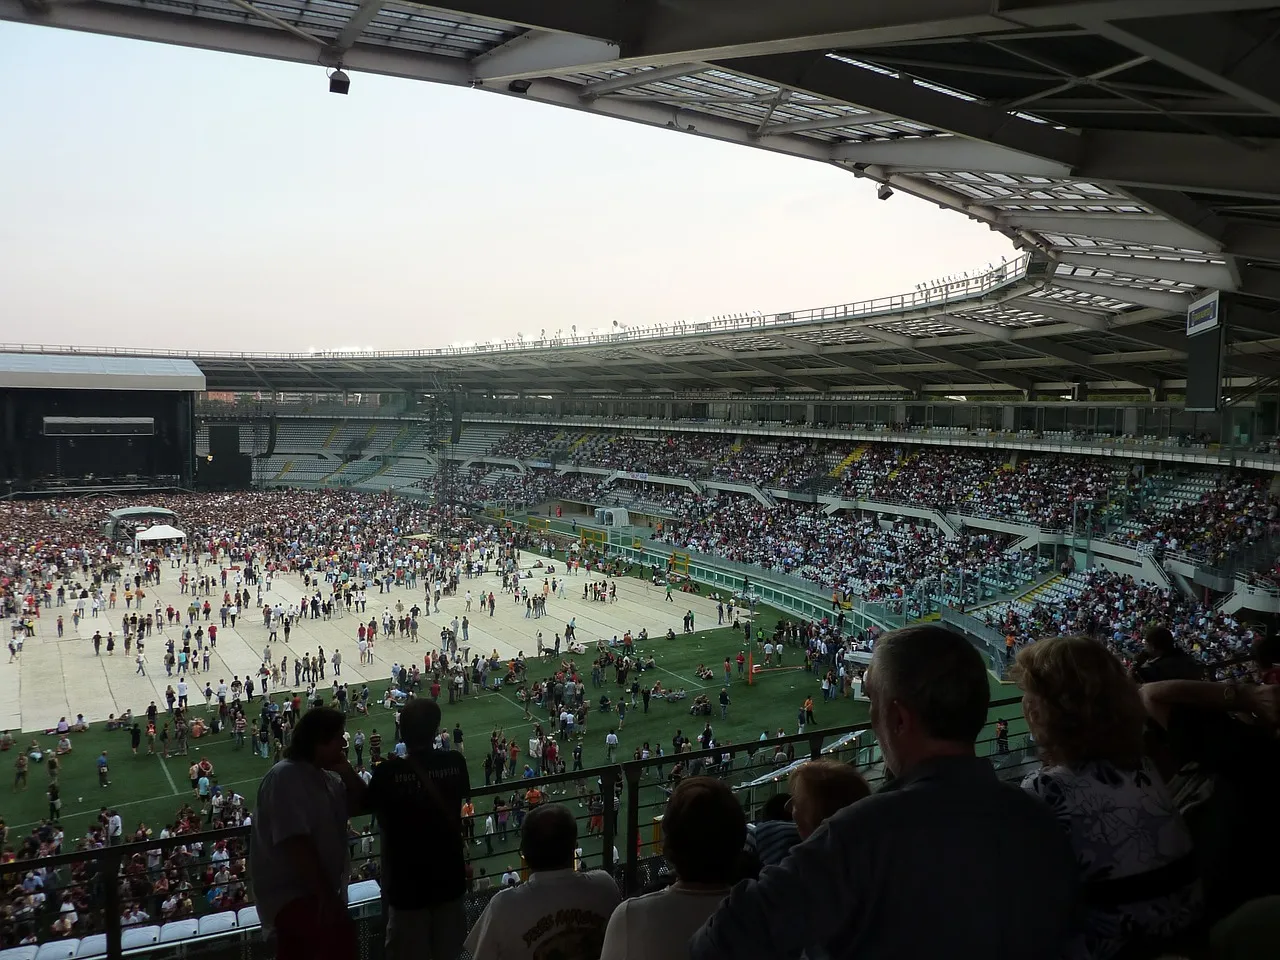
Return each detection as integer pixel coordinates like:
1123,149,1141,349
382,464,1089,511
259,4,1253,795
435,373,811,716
527,516,549,533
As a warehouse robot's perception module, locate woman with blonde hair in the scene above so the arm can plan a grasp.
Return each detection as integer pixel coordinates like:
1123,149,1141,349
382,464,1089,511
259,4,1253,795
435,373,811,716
787,759,870,840
1012,634,1201,959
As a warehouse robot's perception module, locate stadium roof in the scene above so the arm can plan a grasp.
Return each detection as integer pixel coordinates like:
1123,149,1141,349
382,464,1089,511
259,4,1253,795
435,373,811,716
5,0,1280,397
0,353,206,391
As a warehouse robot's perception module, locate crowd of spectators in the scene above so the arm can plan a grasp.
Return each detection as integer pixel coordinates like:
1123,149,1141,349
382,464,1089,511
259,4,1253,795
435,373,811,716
569,433,730,478
652,494,1041,604
1118,474,1280,568
465,430,1280,585
965,456,1131,530
1,790,255,947
983,568,1261,679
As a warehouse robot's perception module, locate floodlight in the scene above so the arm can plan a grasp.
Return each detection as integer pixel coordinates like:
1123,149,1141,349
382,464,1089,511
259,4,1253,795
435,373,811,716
877,184,893,201
329,69,350,95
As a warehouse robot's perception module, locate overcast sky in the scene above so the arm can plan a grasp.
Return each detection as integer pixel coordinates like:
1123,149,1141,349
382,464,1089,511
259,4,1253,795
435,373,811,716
1,23,1016,354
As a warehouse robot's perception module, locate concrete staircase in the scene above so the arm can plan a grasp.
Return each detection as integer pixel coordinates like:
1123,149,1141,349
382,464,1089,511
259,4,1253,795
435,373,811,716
321,421,344,448
886,451,917,481
273,461,294,481
1017,574,1064,606
829,444,867,478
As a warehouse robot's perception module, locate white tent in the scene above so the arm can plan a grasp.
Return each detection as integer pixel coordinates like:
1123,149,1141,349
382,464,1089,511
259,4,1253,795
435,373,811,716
134,523,186,551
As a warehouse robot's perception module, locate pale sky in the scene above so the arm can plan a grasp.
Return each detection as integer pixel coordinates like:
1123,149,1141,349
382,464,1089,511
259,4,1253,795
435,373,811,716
1,23,1016,354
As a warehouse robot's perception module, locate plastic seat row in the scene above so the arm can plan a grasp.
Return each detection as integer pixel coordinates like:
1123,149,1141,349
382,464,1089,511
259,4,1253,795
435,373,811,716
0,883,379,960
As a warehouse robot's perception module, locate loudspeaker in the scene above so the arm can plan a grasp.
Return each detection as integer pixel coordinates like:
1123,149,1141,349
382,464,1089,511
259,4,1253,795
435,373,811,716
266,416,278,457
450,396,463,445
209,424,240,456
196,453,252,490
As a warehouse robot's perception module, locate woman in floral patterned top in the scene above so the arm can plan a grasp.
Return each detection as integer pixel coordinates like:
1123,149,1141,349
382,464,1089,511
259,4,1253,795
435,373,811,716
1012,634,1202,959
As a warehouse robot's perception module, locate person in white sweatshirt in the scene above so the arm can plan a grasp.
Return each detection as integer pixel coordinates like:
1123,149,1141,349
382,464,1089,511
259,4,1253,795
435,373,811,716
600,776,746,960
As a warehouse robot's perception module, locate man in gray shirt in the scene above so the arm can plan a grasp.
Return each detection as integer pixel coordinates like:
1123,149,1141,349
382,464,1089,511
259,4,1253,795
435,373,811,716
691,624,1080,960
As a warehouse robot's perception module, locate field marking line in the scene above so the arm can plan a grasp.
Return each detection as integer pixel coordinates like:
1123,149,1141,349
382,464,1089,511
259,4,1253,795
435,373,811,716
156,754,180,794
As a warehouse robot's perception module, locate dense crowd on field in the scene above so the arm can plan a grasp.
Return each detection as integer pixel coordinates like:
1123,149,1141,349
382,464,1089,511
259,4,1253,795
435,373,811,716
1,456,1279,959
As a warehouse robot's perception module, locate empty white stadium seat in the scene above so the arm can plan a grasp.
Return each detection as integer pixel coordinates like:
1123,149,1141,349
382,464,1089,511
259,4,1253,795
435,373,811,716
236,906,260,928
1,946,39,960
160,920,200,943
35,942,78,960
120,926,160,950
73,936,105,960
197,912,239,936
347,879,381,905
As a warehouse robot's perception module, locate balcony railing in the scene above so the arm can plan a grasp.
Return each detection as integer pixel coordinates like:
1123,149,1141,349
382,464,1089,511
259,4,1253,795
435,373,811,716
3,256,1029,363
0,699,1029,960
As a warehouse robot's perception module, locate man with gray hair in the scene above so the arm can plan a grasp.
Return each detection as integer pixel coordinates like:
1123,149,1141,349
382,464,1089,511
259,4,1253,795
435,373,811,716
691,624,1081,960
365,699,471,960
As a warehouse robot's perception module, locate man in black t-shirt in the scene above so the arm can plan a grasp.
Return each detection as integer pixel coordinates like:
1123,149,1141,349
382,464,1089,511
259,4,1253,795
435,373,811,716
1131,625,1204,684
366,700,471,960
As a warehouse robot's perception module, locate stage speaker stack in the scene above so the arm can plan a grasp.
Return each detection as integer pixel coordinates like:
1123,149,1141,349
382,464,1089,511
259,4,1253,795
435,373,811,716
197,424,253,489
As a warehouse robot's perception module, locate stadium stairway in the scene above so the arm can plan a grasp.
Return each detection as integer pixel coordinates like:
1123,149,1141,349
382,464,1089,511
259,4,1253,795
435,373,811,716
1012,574,1064,607
386,423,415,453
829,444,867,478
965,462,1011,500
321,421,344,448
568,433,590,453
273,461,294,481
885,450,917,480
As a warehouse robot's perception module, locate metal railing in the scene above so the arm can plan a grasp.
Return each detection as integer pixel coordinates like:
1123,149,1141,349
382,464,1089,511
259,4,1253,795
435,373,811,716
3,256,1028,362
0,700,1029,960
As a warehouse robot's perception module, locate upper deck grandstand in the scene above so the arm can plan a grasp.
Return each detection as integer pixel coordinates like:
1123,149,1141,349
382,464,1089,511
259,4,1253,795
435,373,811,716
5,3,1280,960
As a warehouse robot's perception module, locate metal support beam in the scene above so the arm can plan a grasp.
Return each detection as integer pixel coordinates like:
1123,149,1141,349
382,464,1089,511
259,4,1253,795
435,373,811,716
1051,277,1191,313
699,346,829,392
856,327,915,349
1230,303,1280,339
911,345,1035,392
762,111,898,135
417,1,631,40
581,63,702,98
1224,220,1280,265
935,314,1015,339
1010,214,1223,252
1077,131,1280,201
1007,297,1113,330
332,0,386,54
1240,266,1280,303
1028,340,1162,389
1089,14,1280,120
472,30,621,82
830,136,1072,177
1053,252,1237,290
723,52,1082,168
618,0,1280,64
771,336,921,392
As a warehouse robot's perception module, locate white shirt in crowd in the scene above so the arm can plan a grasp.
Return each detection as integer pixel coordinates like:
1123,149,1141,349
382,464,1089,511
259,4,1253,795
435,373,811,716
249,760,349,935
465,869,621,960
600,885,730,960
